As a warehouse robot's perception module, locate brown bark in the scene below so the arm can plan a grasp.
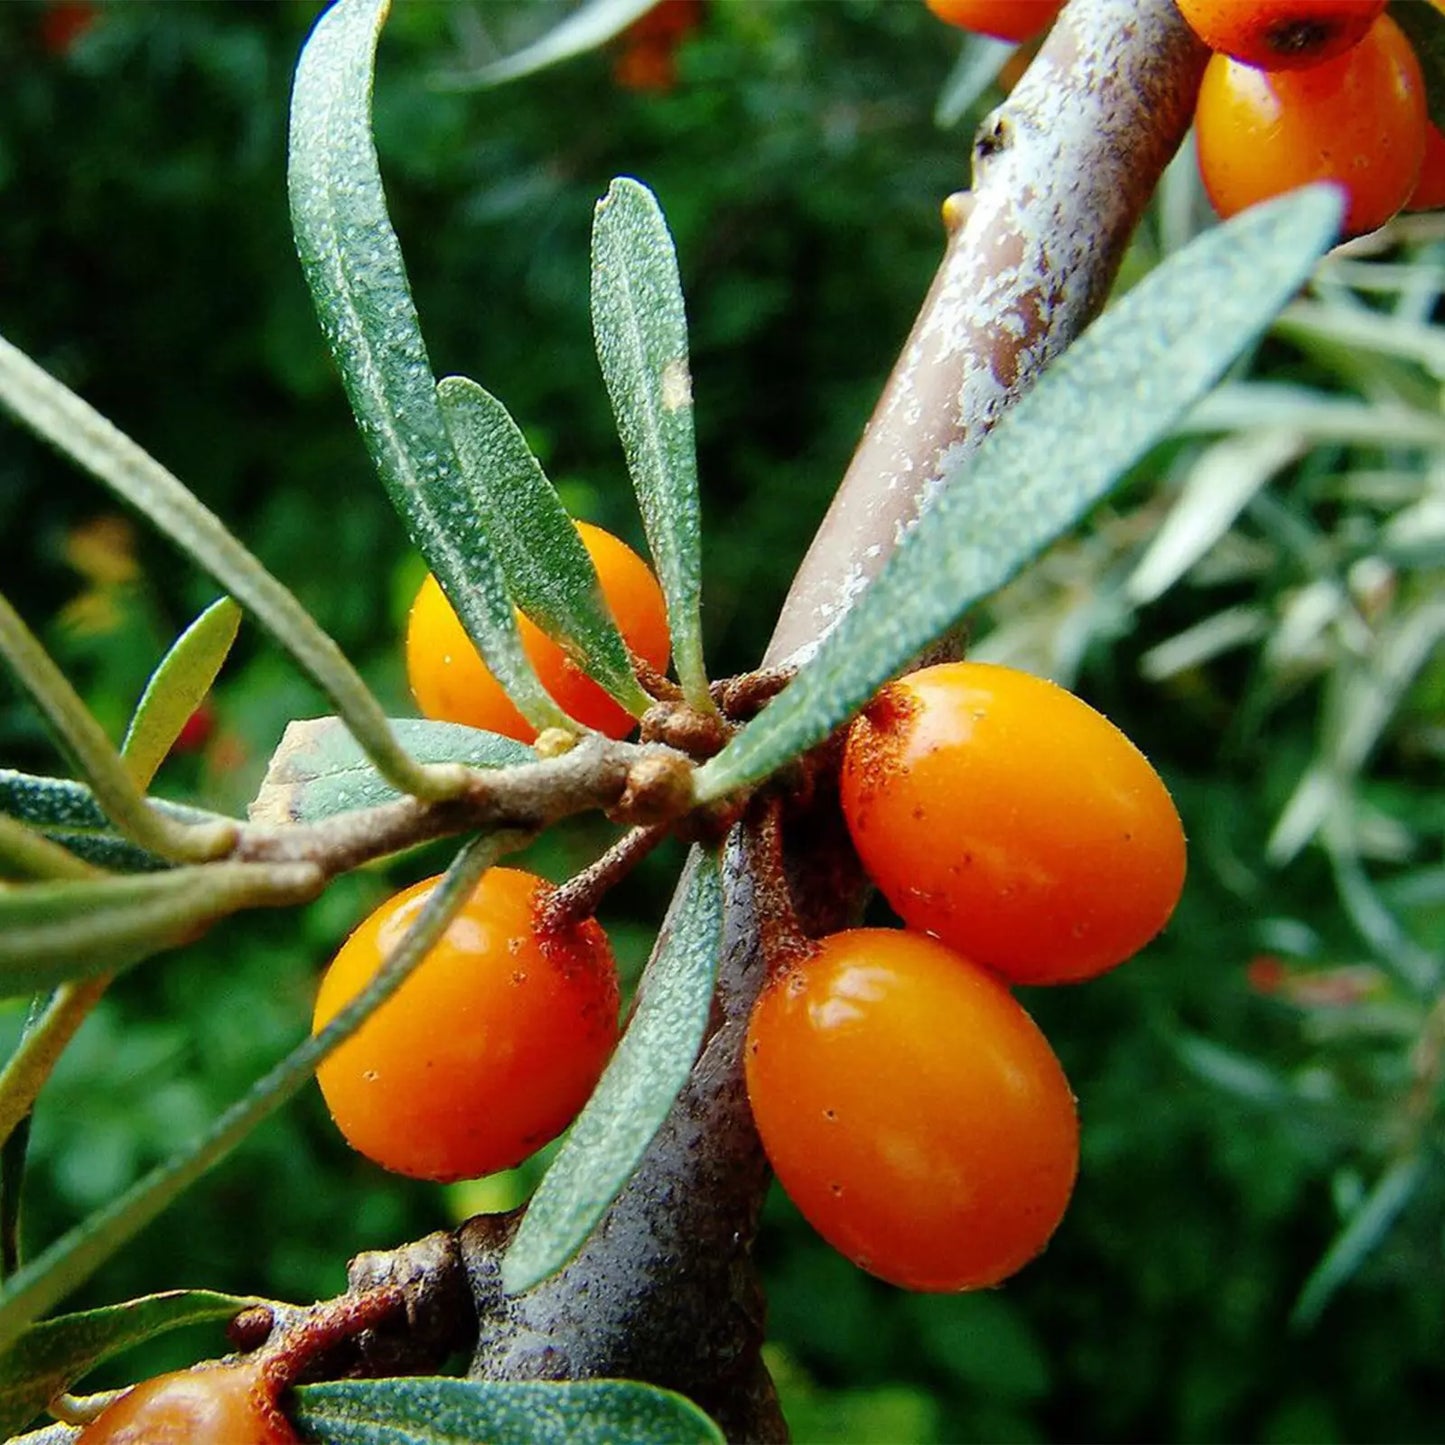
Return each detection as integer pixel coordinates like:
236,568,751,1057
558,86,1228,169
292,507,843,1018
465,1,1208,1439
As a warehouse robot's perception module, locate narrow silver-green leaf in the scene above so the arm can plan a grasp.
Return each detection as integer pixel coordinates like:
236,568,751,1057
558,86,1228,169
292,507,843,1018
293,1377,724,1445
434,0,660,90
437,377,650,716
695,186,1344,803
1126,430,1305,606
250,717,534,825
503,847,722,1295
0,816,98,883
0,768,218,873
0,863,323,996
0,337,453,806
934,33,1015,130
0,833,522,1351
591,178,711,712
1291,1154,1422,1328
0,591,233,864
1183,383,1445,447
0,978,113,1169
288,0,562,735
121,598,240,791
0,1290,259,1440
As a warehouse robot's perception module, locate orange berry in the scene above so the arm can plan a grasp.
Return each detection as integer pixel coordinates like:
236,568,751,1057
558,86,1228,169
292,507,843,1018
1408,123,1445,211
406,521,670,742
745,928,1078,1291
840,662,1185,987
1174,0,1387,70
922,0,1063,44
313,867,619,1182
77,1362,296,1445
1194,13,1427,239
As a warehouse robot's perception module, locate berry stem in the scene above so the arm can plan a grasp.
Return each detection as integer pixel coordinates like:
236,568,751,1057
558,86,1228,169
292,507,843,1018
542,825,670,933
744,796,814,976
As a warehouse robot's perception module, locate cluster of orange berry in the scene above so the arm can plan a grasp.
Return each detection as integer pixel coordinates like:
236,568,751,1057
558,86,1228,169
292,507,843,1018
308,529,666,1182
312,537,1186,1301
745,663,1187,1291
925,0,1444,239
1183,0,1443,237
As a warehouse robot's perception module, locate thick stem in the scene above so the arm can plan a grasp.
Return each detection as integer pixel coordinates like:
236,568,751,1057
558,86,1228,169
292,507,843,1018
769,0,1206,667
466,1,1207,1438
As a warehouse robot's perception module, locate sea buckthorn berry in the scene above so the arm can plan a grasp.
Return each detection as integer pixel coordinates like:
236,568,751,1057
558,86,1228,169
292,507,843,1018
1194,13,1426,239
313,867,619,1182
1407,124,1445,212
922,0,1063,45
840,662,1185,986
1174,0,1387,71
406,520,670,742
77,1362,296,1444
745,928,1078,1292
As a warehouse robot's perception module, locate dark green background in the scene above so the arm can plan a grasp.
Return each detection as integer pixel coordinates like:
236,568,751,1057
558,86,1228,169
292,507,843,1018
1,2,1441,1441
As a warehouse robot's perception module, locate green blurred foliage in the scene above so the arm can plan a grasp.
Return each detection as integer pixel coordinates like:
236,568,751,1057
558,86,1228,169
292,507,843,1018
0,0,1442,1440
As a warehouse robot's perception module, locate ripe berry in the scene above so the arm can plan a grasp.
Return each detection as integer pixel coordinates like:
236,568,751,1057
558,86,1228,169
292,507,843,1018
313,867,619,1182
745,928,1078,1292
1174,0,1387,71
406,521,670,742
1194,13,1426,239
922,0,1063,45
77,1362,296,1444
840,662,1185,986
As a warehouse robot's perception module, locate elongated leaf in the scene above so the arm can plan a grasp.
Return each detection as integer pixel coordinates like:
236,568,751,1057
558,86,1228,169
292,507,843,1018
437,377,649,716
934,33,1015,129
251,718,534,825
0,592,232,865
0,1291,257,1439
0,338,449,806
0,770,228,877
1175,1034,1290,1105
0,834,522,1351
289,0,561,736
293,1377,724,1445
1139,605,1270,682
1,765,221,871
1292,1154,1422,1328
0,863,323,996
1275,298,1445,377
0,816,98,883
503,848,722,1294
0,771,217,838
434,0,659,90
1182,383,1445,447
695,187,1343,803
592,179,711,712
121,598,240,791
1126,430,1305,605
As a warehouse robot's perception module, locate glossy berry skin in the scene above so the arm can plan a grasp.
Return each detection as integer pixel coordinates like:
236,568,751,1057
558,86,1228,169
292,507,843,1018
923,0,1063,44
406,521,670,742
77,1363,296,1444
841,662,1185,986
746,929,1078,1292
313,867,619,1182
1175,0,1386,71
1194,14,1426,239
